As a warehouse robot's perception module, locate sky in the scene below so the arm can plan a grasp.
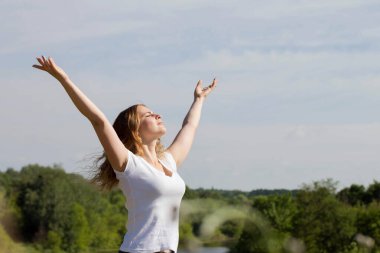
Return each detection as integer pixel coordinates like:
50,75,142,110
1,0,380,191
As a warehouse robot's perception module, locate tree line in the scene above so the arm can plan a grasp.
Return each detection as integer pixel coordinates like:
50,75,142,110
0,164,379,253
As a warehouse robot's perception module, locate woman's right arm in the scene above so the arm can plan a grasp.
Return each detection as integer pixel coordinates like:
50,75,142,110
33,56,128,171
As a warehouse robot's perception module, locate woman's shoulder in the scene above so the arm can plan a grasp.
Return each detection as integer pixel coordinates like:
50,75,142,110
113,149,139,175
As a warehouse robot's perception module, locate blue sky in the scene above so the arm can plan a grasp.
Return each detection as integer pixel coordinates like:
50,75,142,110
1,0,380,190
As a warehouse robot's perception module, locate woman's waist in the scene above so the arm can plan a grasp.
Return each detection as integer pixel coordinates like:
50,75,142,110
126,223,179,237
128,206,180,227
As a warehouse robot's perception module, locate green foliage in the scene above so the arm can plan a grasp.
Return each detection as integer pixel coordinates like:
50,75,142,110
231,179,379,253
1,166,380,253
292,179,356,253
252,194,296,232
0,187,29,253
219,219,244,239
62,203,90,253
338,180,380,205
337,184,367,206
248,189,299,198
0,223,28,253
15,165,72,242
183,185,198,199
195,188,223,199
179,222,195,244
0,164,127,253
366,181,380,203
183,186,298,202
45,231,63,253
230,219,289,253
355,201,380,251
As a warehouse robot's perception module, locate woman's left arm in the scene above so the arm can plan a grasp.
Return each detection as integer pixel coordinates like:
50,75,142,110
167,79,217,167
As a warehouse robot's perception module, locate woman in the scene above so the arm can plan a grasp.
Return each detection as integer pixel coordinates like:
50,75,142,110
32,56,217,253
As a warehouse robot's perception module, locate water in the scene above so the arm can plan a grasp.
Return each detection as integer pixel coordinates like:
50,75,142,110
178,247,228,253
99,247,229,253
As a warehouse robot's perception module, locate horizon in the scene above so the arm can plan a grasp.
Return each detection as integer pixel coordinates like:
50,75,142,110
2,162,378,192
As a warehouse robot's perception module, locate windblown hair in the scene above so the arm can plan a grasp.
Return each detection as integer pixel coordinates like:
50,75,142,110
90,104,165,190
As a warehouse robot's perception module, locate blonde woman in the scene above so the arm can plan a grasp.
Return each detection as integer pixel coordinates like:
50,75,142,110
33,56,217,253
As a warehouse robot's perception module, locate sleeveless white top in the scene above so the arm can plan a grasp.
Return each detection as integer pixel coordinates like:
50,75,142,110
113,150,186,253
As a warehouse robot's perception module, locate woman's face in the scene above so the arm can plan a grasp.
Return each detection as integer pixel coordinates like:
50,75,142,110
137,105,166,141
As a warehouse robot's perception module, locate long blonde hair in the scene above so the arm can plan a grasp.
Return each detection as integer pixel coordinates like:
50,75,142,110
91,104,165,190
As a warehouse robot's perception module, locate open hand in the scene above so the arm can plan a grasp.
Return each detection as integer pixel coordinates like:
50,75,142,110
194,78,217,99
32,56,68,81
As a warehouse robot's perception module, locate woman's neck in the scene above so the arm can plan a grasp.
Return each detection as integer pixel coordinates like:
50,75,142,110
141,140,159,165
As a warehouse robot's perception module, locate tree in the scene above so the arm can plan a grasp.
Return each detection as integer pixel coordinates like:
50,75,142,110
62,203,90,253
337,184,366,206
292,179,356,253
355,201,380,251
230,218,287,253
252,194,296,232
366,181,380,204
3,164,127,252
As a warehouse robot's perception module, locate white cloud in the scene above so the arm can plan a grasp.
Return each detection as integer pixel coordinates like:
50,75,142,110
0,1,154,54
227,0,379,19
3,0,378,55
1,0,380,191
2,120,379,190
180,123,380,190
156,49,380,104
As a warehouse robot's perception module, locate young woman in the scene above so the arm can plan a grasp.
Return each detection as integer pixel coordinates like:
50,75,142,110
32,56,217,253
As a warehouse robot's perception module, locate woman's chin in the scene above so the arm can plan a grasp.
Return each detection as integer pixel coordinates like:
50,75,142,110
157,128,166,137
160,129,167,136
160,125,167,133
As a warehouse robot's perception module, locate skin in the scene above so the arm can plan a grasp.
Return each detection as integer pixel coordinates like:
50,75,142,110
137,106,166,144
32,56,217,175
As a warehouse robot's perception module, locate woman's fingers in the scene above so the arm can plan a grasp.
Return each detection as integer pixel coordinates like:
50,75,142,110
48,57,55,66
41,56,50,67
202,78,217,92
34,57,47,71
209,78,217,91
43,56,50,65
203,79,217,97
211,78,217,88
197,80,202,89
33,55,68,80
32,64,44,70
47,57,56,70
37,57,45,66
34,56,53,72
43,56,54,71
41,55,47,64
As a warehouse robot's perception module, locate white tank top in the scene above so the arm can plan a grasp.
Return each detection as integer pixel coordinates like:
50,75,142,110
113,150,186,253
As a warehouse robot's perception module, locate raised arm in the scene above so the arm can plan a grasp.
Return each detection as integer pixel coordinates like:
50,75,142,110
33,56,128,171
167,79,217,167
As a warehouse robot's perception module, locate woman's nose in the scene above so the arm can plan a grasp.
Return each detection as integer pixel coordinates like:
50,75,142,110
154,113,161,119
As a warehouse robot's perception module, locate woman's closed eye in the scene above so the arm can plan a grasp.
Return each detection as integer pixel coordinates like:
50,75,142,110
144,112,157,118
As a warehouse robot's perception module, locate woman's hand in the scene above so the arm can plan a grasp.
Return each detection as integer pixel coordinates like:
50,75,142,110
32,56,68,81
194,78,217,100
